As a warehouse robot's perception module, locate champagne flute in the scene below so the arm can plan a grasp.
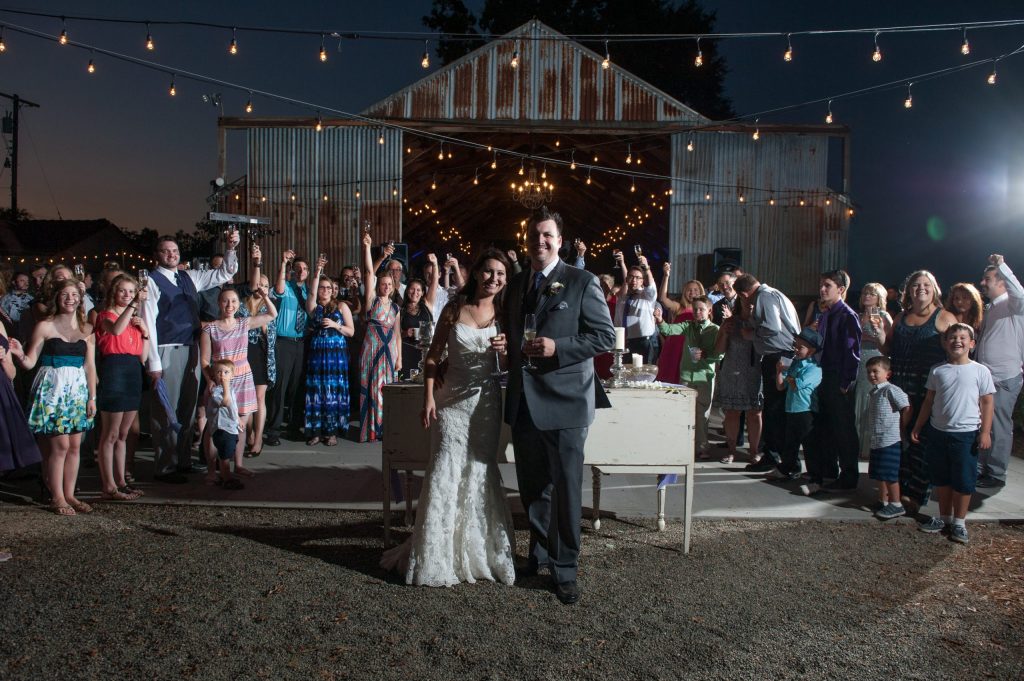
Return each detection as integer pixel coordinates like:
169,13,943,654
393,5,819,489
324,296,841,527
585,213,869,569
137,268,149,288
73,263,85,279
522,314,538,371
491,320,507,378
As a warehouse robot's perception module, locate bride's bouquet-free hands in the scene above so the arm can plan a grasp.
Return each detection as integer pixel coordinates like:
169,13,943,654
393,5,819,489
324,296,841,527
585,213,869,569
421,393,437,430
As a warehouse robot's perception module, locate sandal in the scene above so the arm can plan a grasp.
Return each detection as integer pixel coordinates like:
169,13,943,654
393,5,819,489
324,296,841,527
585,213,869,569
719,454,735,464
324,435,338,447
119,485,144,498
67,499,94,514
100,489,133,501
244,447,263,458
306,436,321,446
51,503,76,516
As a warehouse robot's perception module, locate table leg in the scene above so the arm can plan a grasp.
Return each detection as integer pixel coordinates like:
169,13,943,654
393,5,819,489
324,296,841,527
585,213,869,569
591,466,602,531
404,470,414,526
383,460,392,546
657,486,667,531
683,464,694,554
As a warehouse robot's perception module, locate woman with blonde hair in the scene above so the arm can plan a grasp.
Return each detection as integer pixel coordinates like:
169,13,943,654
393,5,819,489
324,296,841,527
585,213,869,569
883,270,957,512
946,282,984,334
853,282,895,457
656,266,705,383
9,280,97,515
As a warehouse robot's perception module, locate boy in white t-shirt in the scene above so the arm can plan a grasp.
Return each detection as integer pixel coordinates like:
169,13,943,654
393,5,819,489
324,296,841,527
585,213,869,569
910,323,995,544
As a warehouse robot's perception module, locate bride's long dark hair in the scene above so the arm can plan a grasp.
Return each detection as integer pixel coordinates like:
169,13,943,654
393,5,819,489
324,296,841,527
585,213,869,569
439,248,511,327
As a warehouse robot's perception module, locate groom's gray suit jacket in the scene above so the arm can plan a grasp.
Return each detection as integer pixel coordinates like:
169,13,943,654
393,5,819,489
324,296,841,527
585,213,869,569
503,259,616,430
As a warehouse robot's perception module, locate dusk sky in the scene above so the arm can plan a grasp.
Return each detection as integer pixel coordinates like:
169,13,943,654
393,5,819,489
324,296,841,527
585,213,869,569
4,1,1024,291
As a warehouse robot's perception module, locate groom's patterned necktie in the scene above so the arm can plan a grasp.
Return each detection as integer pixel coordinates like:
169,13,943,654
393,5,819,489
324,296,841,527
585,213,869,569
525,271,544,314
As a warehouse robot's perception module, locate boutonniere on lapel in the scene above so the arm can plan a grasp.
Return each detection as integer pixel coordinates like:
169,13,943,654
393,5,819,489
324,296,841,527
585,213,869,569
545,282,565,296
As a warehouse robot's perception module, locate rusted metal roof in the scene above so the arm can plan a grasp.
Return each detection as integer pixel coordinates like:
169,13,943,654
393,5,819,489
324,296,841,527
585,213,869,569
362,20,708,126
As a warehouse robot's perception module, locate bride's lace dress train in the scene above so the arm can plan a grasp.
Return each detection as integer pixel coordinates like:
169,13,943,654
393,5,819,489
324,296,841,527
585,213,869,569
380,323,516,586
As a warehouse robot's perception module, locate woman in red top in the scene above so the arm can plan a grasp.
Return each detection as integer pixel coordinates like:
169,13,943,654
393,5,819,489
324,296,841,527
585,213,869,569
656,265,705,383
94,274,150,501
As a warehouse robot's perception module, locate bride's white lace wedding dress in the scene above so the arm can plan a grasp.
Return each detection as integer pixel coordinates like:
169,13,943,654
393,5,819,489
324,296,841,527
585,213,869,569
380,323,516,586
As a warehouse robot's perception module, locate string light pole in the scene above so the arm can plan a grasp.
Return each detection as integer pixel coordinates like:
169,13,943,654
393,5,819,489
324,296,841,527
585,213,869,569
0,91,41,215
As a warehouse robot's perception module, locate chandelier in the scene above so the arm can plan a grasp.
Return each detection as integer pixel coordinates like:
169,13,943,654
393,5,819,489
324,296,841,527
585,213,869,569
511,166,553,209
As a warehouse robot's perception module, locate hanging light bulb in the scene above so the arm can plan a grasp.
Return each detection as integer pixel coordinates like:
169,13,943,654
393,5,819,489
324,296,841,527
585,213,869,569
630,177,636,193
421,40,430,69
541,164,547,179
490,151,497,170
586,169,592,186
625,144,632,164
0,27,7,53
320,34,328,62
378,129,385,145
769,196,776,206
602,40,610,70
392,184,399,197
510,40,520,69
355,185,361,199
593,153,599,162
473,169,479,186
554,139,560,147
290,190,297,201
752,119,760,141
322,191,329,202
447,148,452,159
988,60,998,85
570,151,576,170
59,19,68,45
518,161,525,176
904,82,913,109
168,75,176,96
705,188,712,201
872,32,882,62
960,28,970,56
245,93,253,114
738,194,745,203
229,28,238,55
431,174,437,191
694,37,703,67
145,23,155,51
87,54,96,74
686,135,694,152
825,99,833,124
783,33,793,62
315,113,323,132
799,198,806,206
438,144,444,161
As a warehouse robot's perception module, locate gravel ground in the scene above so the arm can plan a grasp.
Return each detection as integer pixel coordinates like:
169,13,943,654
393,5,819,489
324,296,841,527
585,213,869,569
1,504,1021,681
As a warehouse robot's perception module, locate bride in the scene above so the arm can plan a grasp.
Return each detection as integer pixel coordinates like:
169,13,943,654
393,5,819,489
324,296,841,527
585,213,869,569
381,249,516,586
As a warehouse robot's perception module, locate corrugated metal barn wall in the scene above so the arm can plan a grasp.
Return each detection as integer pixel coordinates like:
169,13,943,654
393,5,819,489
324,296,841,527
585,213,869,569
669,131,850,297
245,126,402,272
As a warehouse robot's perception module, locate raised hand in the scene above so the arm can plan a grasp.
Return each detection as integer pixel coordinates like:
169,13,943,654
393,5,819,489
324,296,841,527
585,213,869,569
427,253,438,266
653,306,663,324
989,253,1005,267
282,249,296,264
225,228,241,250
251,244,262,264
575,240,586,256
662,261,671,275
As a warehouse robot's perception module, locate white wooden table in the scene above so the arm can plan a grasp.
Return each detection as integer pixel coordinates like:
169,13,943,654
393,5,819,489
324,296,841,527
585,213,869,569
381,382,697,552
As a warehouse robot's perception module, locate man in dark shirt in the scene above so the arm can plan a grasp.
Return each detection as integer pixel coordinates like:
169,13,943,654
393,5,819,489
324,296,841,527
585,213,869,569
816,269,862,490
711,270,738,325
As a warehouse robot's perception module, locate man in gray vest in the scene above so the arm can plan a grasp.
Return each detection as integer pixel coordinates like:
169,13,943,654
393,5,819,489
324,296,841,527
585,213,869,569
142,232,239,483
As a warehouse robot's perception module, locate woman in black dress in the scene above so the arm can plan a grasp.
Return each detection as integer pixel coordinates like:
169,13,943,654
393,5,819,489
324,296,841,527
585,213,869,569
399,279,432,380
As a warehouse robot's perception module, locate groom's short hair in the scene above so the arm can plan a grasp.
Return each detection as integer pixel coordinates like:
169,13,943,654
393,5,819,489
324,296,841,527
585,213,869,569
529,206,564,236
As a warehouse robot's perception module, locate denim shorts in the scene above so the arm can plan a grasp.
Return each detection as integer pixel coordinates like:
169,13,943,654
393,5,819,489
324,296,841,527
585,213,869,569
869,442,902,483
212,429,238,462
925,424,979,494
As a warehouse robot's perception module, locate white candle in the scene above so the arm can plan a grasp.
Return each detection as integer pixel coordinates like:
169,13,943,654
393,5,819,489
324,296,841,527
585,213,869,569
631,354,643,368
614,327,626,351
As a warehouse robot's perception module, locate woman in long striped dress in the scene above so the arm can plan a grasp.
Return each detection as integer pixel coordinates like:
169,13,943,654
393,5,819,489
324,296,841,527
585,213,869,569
359,232,401,442
200,288,277,475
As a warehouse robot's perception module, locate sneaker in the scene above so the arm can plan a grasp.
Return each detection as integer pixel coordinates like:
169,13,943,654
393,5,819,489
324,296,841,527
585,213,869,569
875,503,906,520
918,517,946,534
799,482,823,496
949,524,969,544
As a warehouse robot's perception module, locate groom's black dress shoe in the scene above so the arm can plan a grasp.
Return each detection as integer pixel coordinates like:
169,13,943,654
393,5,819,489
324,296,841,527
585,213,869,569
554,580,580,605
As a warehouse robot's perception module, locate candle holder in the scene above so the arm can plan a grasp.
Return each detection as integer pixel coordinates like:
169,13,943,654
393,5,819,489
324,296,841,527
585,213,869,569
607,349,627,388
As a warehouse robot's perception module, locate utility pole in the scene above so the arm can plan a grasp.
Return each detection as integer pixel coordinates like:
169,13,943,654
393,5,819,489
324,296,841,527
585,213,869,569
1,92,41,215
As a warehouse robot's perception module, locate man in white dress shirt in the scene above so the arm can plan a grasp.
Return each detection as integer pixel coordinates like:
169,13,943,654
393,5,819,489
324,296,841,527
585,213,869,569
976,253,1024,490
142,232,239,483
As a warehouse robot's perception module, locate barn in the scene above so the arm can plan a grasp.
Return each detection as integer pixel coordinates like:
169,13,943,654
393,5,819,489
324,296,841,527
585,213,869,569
214,20,852,294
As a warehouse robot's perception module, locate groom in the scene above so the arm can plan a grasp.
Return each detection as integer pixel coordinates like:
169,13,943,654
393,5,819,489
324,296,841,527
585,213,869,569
504,206,615,605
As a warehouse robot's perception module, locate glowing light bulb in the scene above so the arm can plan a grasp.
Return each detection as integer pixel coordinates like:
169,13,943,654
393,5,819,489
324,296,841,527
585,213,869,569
602,40,611,70
783,34,793,62
87,58,95,74
315,115,323,132
290,192,296,201
848,208,855,217
799,198,806,206
510,41,520,69
146,26,155,51
904,83,913,109
438,145,445,161
752,127,760,141
961,29,970,56
320,37,328,62
59,24,68,45
738,195,745,203
490,154,497,170
626,145,632,164
705,191,711,201
686,137,694,152
769,197,776,206
694,50,703,67
518,164,525,176
229,28,238,55
872,32,881,62
245,95,253,114
392,185,398,196
355,187,361,199
586,172,592,186
421,40,430,69
169,77,176,96
323,192,329,202
825,100,833,124
630,180,636,193
0,31,7,53
988,66,997,85
378,131,385,145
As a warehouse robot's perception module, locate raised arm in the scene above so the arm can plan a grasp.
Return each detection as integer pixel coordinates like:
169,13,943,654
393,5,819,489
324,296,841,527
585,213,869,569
192,229,240,290
306,256,327,314
250,290,278,328
658,262,681,316
450,256,465,289
249,244,262,292
362,232,377,310
275,249,295,296
424,253,440,314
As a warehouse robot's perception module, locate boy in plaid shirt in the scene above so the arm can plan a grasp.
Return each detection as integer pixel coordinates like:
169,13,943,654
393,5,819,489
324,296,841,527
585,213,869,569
863,356,912,519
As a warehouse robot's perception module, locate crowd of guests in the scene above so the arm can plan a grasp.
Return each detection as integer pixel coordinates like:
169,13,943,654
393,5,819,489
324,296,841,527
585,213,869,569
1,232,1021,540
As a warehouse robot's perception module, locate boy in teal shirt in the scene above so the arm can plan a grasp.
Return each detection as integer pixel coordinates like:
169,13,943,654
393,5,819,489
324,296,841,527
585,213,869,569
655,296,724,457
771,328,824,488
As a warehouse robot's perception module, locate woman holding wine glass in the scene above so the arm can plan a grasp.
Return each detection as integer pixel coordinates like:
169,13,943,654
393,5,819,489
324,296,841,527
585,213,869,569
380,248,515,586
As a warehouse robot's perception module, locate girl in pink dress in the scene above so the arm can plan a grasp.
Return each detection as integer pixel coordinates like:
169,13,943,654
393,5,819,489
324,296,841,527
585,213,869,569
200,288,276,477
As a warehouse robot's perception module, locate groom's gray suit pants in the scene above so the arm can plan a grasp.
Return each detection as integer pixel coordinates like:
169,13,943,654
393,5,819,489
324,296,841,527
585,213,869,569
512,395,587,585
